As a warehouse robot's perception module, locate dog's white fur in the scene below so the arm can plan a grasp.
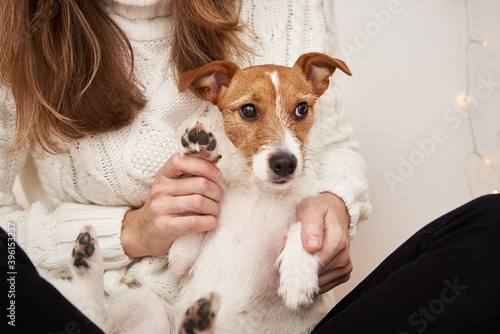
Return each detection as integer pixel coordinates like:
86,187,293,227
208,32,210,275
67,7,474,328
168,119,325,333
50,118,324,334
47,53,353,333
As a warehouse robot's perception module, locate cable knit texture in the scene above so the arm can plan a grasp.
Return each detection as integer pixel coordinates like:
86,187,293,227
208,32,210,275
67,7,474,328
0,0,370,302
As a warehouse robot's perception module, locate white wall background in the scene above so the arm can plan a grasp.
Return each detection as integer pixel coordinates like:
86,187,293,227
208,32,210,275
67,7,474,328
12,0,499,305
333,0,500,300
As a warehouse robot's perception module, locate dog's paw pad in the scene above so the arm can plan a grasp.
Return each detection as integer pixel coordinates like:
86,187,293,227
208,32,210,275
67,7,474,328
72,227,96,269
180,293,219,334
181,122,221,163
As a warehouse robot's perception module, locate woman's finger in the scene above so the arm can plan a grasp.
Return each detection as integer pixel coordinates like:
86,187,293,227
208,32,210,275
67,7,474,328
159,153,222,182
149,194,220,217
164,214,217,236
160,176,224,202
298,198,326,253
318,270,352,295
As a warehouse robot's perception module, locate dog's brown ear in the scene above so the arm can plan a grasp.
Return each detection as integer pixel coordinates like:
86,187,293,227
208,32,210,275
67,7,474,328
294,52,352,96
178,61,240,104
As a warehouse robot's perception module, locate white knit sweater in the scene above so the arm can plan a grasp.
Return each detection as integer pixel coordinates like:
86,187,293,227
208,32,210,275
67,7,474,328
0,0,370,302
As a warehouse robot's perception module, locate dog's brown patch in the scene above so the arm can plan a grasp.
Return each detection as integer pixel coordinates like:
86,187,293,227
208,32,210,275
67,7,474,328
178,53,352,172
216,65,317,167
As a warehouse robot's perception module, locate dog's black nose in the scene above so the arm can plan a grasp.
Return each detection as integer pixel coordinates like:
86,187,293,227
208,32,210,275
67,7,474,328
269,153,297,177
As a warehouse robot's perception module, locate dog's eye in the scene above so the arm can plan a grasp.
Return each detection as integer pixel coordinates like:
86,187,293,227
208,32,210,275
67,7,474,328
240,104,258,120
294,102,308,119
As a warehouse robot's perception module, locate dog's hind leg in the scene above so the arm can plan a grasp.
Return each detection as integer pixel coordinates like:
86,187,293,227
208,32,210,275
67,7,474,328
104,287,178,334
275,222,320,310
69,225,106,327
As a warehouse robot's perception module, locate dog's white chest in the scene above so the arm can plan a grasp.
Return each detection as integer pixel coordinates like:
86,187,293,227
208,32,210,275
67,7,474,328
188,189,296,289
177,189,311,332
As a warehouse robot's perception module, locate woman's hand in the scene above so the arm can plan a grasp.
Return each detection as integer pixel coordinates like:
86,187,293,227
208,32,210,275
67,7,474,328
298,192,352,294
121,153,224,258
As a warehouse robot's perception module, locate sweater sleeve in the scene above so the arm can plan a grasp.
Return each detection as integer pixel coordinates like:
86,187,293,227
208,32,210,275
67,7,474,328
310,82,371,238
313,0,371,236
0,86,132,279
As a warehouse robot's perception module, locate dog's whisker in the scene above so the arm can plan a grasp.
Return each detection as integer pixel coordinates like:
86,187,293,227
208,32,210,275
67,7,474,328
303,148,320,158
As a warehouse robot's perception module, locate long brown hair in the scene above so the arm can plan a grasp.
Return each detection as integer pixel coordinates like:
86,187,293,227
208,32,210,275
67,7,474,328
0,0,249,153
171,0,251,76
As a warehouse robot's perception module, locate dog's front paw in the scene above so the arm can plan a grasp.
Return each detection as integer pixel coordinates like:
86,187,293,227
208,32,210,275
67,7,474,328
181,122,221,164
277,256,319,310
180,293,220,334
276,222,319,310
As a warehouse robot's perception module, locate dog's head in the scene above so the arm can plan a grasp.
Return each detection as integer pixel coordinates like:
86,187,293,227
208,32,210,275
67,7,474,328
179,53,351,187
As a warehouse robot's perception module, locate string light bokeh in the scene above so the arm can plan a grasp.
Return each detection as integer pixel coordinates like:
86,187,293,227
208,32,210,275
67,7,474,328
460,0,498,197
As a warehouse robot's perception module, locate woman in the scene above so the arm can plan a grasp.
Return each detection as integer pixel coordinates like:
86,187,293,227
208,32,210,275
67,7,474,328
2,1,498,334
0,0,369,331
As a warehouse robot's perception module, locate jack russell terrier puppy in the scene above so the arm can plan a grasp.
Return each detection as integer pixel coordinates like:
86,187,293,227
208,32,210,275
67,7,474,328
50,52,351,334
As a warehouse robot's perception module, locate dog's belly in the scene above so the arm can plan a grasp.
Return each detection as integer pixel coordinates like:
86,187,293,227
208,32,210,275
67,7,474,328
178,191,311,332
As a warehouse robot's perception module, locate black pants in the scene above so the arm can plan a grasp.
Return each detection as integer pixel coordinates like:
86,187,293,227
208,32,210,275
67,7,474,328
1,224,104,334
1,195,499,334
313,194,500,334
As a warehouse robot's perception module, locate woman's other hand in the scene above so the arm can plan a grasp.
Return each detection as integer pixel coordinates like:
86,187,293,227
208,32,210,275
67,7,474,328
298,192,352,294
